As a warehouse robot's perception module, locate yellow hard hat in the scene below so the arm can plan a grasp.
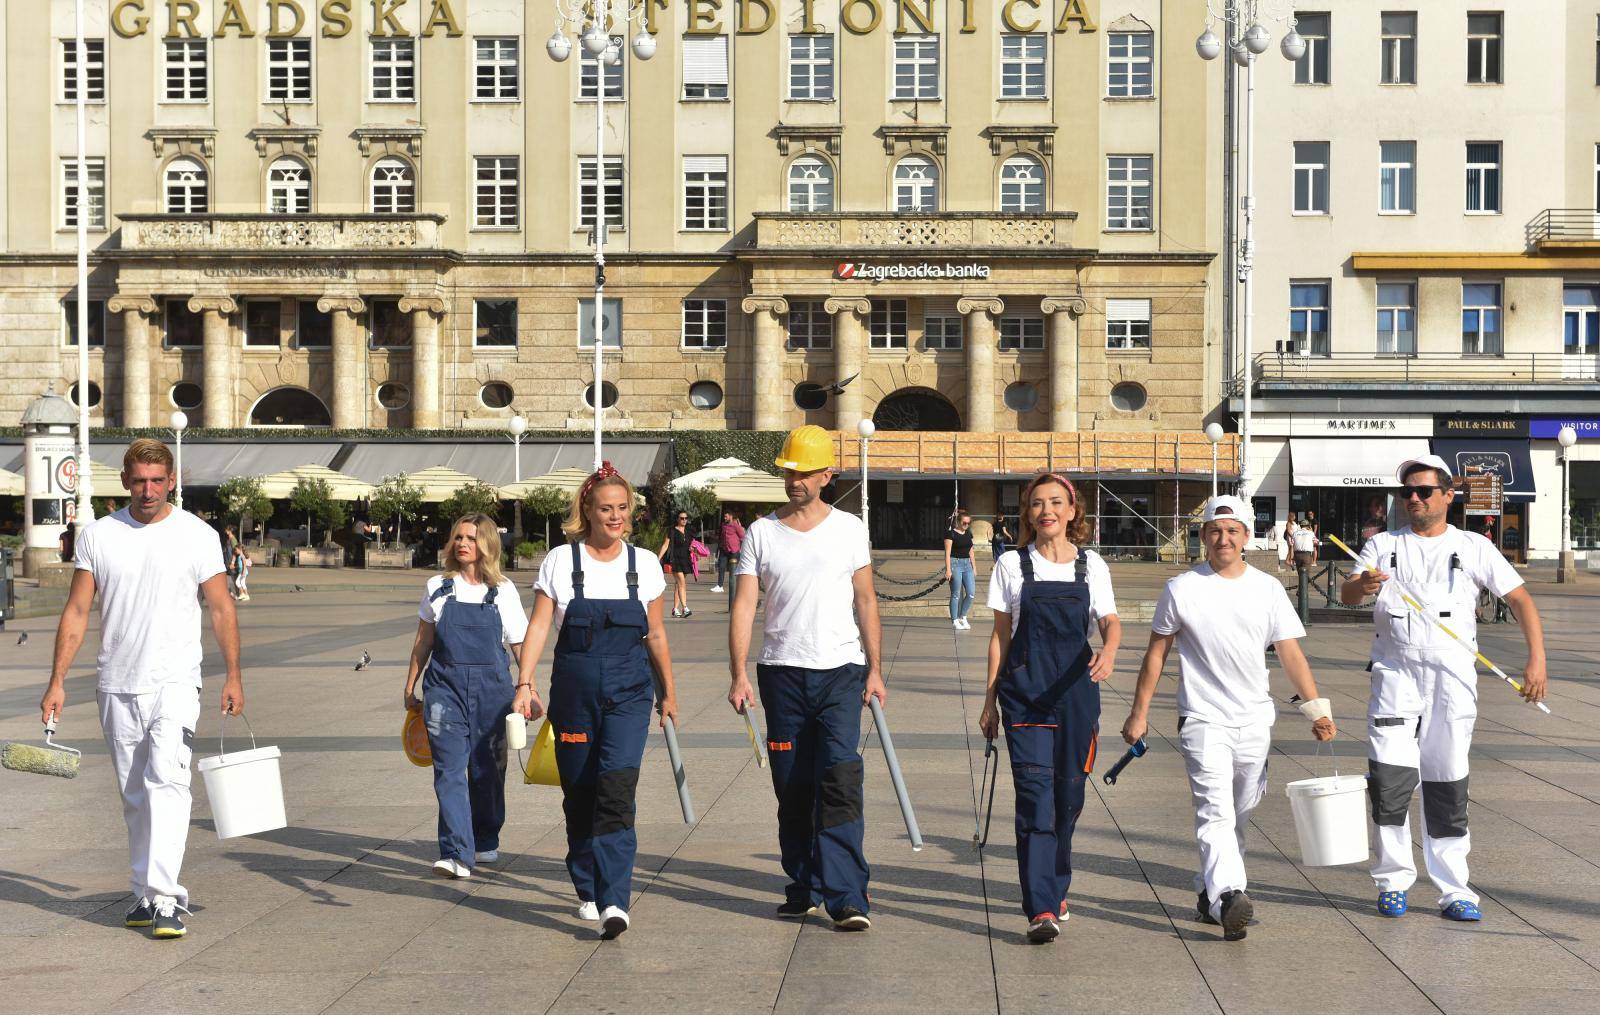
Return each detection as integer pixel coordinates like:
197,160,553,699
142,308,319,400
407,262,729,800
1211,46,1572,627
774,425,836,472
402,708,431,767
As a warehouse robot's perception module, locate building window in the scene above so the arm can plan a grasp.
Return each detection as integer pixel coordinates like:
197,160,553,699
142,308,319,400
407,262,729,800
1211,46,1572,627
683,156,729,231
999,155,1045,214
893,34,939,100
370,157,415,214
1293,142,1330,214
580,36,624,99
999,316,1045,351
1106,299,1152,350
377,382,410,410
1461,283,1502,356
69,382,103,410
1376,282,1417,355
371,38,415,100
1293,12,1330,84
171,382,204,410
894,156,939,213
584,382,618,409
924,313,962,351
164,39,207,100
267,38,312,101
1467,12,1502,84
1379,141,1415,214
1465,141,1501,213
244,301,281,348
164,298,203,348
61,157,106,230
787,156,835,212
474,156,519,228
368,299,409,348
1000,34,1046,99
1106,155,1152,230
789,33,834,100
1289,281,1330,355
578,297,622,348
164,157,208,214
1110,382,1148,412
1565,284,1600,354
1004,382,1039,413
475,37,519,100
63,299,105,348
62,38,105,102
870,299,908,349
267,157,310,214
682,299,727,349
480,382,515,409
688,380,724,409
297,300,332,348
793,382,828,411
579,156,624,230
787,300,833,350
1107,31,1153,97
1380,12,1416,84
683,35,728,99
474,299,517,347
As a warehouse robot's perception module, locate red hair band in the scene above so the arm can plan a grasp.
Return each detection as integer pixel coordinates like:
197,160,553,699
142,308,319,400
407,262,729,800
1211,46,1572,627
1023,471,1077,506
578,461,621,503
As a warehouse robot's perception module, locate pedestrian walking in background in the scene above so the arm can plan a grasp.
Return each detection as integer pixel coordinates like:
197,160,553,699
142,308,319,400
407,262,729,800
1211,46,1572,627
1291,516,1319,573
713,508,746,607
990,517,1012,560
659,510,694,619
231,542,252,602
945,510,976,630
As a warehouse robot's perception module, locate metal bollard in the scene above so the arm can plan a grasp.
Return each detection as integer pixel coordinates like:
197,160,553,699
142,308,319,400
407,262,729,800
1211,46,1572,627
1297,563,1310,625
0,547,13,630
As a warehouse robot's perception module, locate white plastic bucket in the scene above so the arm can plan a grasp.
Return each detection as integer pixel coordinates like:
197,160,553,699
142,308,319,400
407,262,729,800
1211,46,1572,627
1284,775,1369,867
197,741,287,840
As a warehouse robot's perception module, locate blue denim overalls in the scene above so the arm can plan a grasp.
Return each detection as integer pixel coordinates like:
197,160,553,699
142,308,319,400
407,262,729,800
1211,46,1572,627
549,542,655,913
997,550,1098,920
423,578,514,865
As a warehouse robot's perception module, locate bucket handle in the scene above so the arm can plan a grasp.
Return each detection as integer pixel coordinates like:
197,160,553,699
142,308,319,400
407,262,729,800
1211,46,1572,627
217,712,258,761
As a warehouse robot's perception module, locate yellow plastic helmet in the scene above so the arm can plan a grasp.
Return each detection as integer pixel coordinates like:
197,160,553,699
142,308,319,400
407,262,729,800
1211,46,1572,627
774,425,837,472
402,708,431,767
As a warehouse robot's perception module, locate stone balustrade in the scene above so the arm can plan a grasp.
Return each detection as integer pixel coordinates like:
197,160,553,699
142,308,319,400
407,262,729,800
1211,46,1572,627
753,212,1077,250
119,214,445,252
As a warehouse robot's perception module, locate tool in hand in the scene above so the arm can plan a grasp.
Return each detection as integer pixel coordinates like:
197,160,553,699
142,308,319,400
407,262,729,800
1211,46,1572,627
974,738,999,847
1,716,82,779
740,705,767,768
651,666,695,824
867,697,922,851
1326,534,1550,714
1102,738,1147,786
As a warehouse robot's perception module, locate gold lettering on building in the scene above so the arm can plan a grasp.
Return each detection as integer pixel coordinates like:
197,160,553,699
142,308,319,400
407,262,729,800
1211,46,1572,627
164,0,201,39
1000,0,1039,33
1055,0,1097,33
958,0,975,34
111,0,150,38
269,0,307,36
736,0,773,35
841,0,881,36
894,0,933,35
799,0,822,33
371,0,409,37
686,0,723,35
321,0,353,36
644,0,670,36
217,0,257,37
420,0,463,36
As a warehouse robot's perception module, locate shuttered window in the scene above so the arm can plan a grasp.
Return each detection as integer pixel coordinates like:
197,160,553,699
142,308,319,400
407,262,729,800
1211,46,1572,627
684,36,728,99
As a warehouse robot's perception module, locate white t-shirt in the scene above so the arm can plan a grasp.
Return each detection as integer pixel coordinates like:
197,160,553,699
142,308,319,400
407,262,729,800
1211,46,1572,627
418,575,530,645
1357,525,1522,651
986,546,1118,637
1291,528,1319,553
534,542,667,629
1150,563,1307,728
73,507,226,693
736,507,872,669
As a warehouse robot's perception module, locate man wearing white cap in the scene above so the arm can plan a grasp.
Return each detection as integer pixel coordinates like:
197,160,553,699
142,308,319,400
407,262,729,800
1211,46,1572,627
1123,495,1335,941
1341,454,1547,922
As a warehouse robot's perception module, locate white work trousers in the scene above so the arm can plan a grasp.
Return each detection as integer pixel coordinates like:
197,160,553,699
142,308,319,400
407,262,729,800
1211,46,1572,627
1179,718,1271,921
97,683,201,908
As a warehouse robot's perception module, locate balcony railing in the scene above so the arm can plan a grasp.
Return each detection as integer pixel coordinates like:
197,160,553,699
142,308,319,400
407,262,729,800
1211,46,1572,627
753,212,1077,251
1526,209,1600,249
120,214,445,252
1224,351,1600,395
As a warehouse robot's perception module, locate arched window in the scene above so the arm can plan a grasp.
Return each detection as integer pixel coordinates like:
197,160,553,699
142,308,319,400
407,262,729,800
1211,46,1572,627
164,157,208,214
249,386,332,427
787,156,834,213
999,155,1045,213
267,156,310,214
370,156,416,214
893,156,938,213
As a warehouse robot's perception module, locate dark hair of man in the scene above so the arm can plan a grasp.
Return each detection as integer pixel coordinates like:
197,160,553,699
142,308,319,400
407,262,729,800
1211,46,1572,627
1401,463,1452,489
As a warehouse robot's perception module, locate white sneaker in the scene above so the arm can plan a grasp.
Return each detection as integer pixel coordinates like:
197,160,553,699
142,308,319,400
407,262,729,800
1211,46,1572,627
953,619,962,630
599,905,630,939
431,858,471,879
711,585,724,593
961,618,972,630
576,900,600,922
474,850,499,865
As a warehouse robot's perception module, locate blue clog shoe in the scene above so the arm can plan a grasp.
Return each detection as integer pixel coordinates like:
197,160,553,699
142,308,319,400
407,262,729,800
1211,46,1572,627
1441,900,1482,922
1377,890,1408,917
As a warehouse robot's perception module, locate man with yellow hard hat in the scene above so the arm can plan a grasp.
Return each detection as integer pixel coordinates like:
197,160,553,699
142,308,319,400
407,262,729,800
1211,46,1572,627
729,425,885,931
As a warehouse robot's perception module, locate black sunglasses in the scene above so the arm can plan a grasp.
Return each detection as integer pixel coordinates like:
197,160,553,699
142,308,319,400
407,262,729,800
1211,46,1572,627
1400,485,1443,500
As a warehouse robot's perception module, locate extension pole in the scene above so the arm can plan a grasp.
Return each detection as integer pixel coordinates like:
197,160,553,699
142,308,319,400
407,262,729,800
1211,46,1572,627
868,697,922,850
651,666,696,822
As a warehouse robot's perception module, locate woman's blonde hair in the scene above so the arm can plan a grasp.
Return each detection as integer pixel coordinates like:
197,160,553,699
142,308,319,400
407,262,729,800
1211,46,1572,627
561,467,637,542
443,513,505,587
1016,472,1092,547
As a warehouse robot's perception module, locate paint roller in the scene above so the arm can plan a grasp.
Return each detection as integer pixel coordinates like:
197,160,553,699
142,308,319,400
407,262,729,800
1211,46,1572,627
1326,534,1551,715
740,705,767,768
867,697,923,851
1102,738,1147,786
1,716,81,779
650,664,696,824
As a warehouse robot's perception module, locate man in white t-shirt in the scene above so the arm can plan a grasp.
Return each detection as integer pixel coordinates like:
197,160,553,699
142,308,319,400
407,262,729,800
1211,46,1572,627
729,425,884,931
1122,495,1335,942
37,439,242,940
1340,454,1547,922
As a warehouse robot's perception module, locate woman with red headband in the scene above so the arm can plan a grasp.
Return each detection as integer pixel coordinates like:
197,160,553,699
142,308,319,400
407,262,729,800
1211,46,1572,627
981,472,1121,943
514,463,678,941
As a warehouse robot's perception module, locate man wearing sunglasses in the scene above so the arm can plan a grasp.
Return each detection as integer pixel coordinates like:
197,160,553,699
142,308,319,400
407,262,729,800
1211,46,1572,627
1340,454,1548,923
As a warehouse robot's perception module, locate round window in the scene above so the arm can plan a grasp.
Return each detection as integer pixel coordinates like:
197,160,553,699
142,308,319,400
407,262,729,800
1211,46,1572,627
688,380,724,410
69,381,102,409
1003,382,1038,413
793,382,827,412
1110,382,1148,412
583,381,619,409
479,382,514,409
170,382,203,410
376,382,410,410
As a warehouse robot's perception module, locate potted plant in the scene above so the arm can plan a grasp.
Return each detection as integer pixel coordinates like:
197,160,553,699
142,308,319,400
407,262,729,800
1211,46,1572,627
217,475,276,566
520,485,570,554
435,481,504,567
289,477,348,568
513,539,547,571
367,474,423,569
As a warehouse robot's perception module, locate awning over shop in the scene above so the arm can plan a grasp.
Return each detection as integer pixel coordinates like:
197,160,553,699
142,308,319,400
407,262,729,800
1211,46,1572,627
1290,438,1431,488
1431,438,1536,502
340,441,668,489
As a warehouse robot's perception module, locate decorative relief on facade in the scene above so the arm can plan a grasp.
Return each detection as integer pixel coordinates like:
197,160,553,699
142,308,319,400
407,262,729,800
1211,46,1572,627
124,217,434,251
773,125,842,157
148,128,217,159
773,218,841,245
859,218,968,246
991,218,1057,247
879,124,949,157
354,127,426,159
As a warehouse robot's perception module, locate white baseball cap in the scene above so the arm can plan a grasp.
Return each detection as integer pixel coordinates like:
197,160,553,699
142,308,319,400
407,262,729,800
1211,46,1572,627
1395,453,1453,484
1202,495,1253,525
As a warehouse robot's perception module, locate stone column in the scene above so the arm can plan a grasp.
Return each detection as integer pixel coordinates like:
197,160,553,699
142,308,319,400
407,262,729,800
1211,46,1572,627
317,294,366,430
108,294,157,428
741,296,789,431
188,295,238,429
1041,296,1088,432
824,297,870,431
399,296,445,429
957,297,1004,432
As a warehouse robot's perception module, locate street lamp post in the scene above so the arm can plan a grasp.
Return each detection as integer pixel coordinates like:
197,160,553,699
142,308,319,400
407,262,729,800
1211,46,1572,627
548,2,656,471
507,414,528,544
1204,422,1226,501
170,411,188,510
858,419,876,546
1559,425,1578,583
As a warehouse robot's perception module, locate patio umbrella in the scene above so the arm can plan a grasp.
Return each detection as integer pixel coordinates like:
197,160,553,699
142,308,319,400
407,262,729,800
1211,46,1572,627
709,470,790,505
501,467,643,506
668,457,753,494
0,467,22,496
257,465,376,501
402,466,500,504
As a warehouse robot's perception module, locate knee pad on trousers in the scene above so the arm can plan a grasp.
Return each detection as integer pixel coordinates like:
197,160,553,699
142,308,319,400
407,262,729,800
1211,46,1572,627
1369,760,1419,826
593,767,641,835
1421,777,1468,838
818,759,864,829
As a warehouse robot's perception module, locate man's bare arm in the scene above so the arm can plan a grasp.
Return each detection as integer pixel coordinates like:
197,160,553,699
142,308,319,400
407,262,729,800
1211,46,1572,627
40,570,97,722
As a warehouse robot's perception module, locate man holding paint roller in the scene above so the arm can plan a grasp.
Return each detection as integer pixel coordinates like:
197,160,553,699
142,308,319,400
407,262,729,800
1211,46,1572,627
1123,495,1335,942
36,438,243,940
1340,454,1547,922
728,424,884,931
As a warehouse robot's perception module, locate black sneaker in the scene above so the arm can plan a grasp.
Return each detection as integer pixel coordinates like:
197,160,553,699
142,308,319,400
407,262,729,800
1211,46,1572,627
124,899,153,928
833,907,871,931
682,609,693,619
1219,890,1253,942
1197,891,1219,925
777,898,821,919
1026,913,1060,944
151,896,187,939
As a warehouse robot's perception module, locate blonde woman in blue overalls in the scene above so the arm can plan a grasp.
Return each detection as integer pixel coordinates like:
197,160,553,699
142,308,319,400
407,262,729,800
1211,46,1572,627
515,464,679,940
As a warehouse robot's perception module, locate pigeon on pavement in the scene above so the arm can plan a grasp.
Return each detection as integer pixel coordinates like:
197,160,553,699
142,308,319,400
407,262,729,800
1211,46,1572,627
15,632,26,646
354,650,372,671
